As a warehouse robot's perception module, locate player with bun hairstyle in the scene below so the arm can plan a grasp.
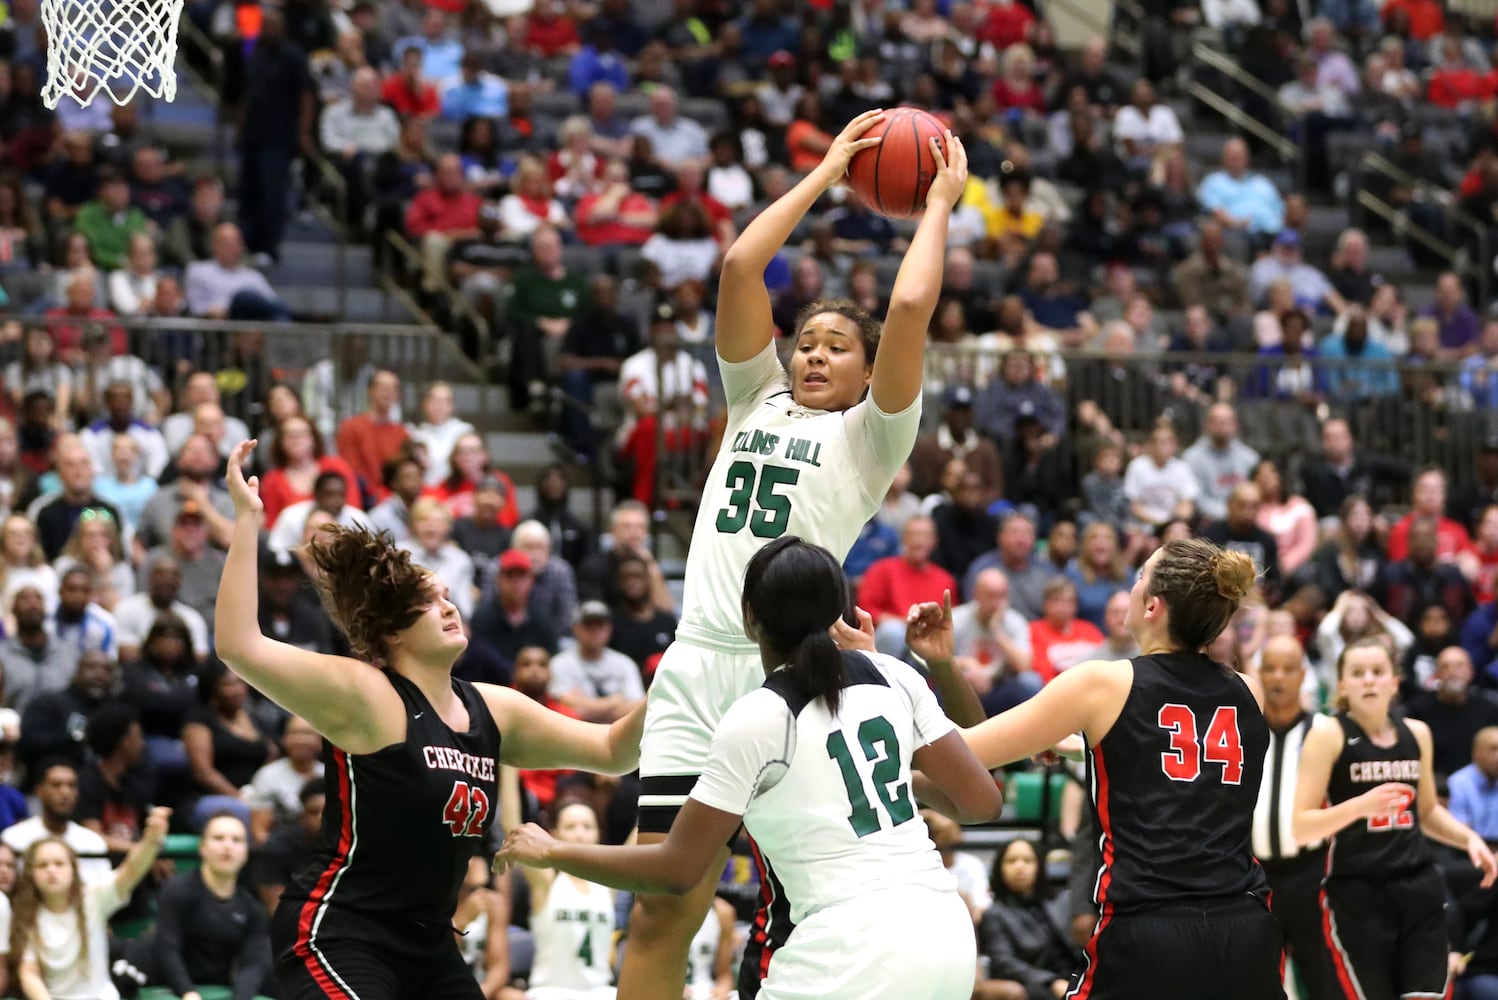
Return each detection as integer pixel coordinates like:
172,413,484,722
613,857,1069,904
214,440,645,1000
620,111,972,1000
947,538,1285,1000
498,537,1002,1000
1293,638,1497,1000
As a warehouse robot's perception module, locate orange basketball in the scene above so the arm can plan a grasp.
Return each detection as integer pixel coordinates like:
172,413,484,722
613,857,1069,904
846,108,948,220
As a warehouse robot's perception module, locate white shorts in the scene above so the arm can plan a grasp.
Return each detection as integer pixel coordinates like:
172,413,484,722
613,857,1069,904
760,886,975,1000
638,638,764,832
527,988,616,1000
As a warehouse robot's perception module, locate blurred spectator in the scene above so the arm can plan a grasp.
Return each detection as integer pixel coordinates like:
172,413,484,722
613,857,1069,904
556,275,642,459
5,329,73,430
1066,523,1130,630
119,614,199,779
431,433,519,528
1407,648,1498,778
183,223,292,321
1372,518,1475,623
42,273,125,361
858,516,958,657
1315,588,1414,669
470,549,559,664
79,382,169,480
0,173,43,271
43,131,101,226
87,434,156,543
607,551,676,677
1389,467,1472,562
520,0,580,57
1424,271,1481,359
452,476,516,591
576,499,670,610
335,368,409,501
1201,482,1283,597
133,436,236,554
48,570,117,660
991,43,1045,114
74,171,148,272
1326,229,1382,307
1319,306,1400,402
1,761,111,886
1056,36,1127,110
407,381,475,488
256,550,338,656
115,556,211,661
1085,590,1141,660
258,415,361,529
75,702,150,854
18,649,115,775
72,327,169,426
394,8,463,80
139,501,224,626
497,158,570,242
1028,577,1104,682
1300,418,1408,520
976,839,1077,1000
932,470,1002,586
1252,460,1317,578
266,470,375,555
506,226,587,412
28,436,122,561
161,373,250,458
1249,230,1344,315
406,153,483,294
585,81,634,161
951,567,1037,715
108,232,165,317
1448,726,1498,841
256,777,323,912
52,508,134,612
568,20,630,98
1183,403,1262,522
548,601,642,723
963,512,1052,618
1113,79,1183,172
1196,137,1285,236
973,350,1065,446
238,7,313,265
616,305,709,505
527,464,593,569
183,661,273,828
631,87,709,168
1125,423,1199,529
127,147,189,233
443,52,510,121
321,67,400,230
381,45,440,118
508,520,578,642
575,159,660,249
0,587,77,712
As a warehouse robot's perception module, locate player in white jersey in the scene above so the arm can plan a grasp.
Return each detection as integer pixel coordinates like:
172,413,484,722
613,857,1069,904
626,109,970,1000
497,538,1002,1000
685,897,737,1000
524,801,618,1000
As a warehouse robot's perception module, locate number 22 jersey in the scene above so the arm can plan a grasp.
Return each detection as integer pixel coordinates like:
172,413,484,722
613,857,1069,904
1084,653,1270,910
679,341,920,649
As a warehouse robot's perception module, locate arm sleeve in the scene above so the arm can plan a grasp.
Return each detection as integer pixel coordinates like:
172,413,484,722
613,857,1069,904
718,339,789,415
689,692,792,816
844,394,923,507
887,657,957,749
152,877,198,995
230,896,273,1000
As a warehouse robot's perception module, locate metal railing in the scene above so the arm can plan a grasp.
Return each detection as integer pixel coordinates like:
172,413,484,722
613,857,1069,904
1188,44,1303,185
1043,0,1141,58
381,231,494,372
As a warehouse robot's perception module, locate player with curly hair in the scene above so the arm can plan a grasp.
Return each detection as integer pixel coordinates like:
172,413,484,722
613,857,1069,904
213,440,644,1000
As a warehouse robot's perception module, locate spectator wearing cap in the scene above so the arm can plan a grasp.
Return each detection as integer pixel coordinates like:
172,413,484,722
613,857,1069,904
140,499,225,627
631,87,709,169
78,381,170,481
1182,403,1261,523
399,499,476,620
1423,272,1481,359
0,587,78,712
268,470,376,556
858,516,960,657
470,549,559,666
335,368,410,502
114,555,212,662
617,303,709,505
506,520,578,643
258,550,338,656
547,601,643,723
1197,137,1285,236
1249,230,1344,315
756,50,802,127
910,385,1005,507
73,171,148,272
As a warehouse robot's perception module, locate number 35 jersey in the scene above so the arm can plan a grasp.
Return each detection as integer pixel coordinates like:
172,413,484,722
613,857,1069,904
689,651,957,926
278,671,500,956
679,342,920,650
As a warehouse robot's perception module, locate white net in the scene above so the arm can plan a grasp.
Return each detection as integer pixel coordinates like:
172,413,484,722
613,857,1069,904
39,0,184,109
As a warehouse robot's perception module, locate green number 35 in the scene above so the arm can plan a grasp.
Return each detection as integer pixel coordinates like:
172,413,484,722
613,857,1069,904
826,716,916,837
714,461,800,539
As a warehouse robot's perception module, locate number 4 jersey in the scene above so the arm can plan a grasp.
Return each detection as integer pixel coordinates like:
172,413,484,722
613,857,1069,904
680,341,920,650
279,671,501,957
1085,652,1271,910
689,650,958,928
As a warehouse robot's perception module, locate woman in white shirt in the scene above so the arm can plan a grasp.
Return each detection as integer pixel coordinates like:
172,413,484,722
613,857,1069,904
407,381,475,487
12,808,169,1000
498,159,571,243
107,233,162,317
1112,79,1183,172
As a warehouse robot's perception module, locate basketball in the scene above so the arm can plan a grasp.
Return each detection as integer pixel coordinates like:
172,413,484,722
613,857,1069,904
846,108,949,220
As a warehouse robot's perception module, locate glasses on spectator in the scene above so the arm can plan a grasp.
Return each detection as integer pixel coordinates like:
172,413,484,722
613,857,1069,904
79,508,114,523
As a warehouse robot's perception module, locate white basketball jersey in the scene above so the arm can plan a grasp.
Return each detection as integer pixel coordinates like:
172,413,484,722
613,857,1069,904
685,906,720,996
678,343,920,650
529,874,615,991
690,650,958,926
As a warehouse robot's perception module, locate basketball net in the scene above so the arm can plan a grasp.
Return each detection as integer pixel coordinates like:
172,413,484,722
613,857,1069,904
39,0,183,108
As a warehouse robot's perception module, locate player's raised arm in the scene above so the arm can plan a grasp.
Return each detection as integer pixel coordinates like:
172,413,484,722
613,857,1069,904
715,110,885,364
480,684,646,776
960,658,1131,769
869,132,966,415
214,440,399,752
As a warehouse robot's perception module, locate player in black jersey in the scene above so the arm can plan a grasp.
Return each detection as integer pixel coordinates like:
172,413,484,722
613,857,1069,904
954,538,1285,1000
1294,638,1497,1000
215,441,646,1000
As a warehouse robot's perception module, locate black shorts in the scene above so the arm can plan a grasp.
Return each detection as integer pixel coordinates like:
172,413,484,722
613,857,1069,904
270,901,483,1000
1068,894,1286,1000
1320,867,1450,1000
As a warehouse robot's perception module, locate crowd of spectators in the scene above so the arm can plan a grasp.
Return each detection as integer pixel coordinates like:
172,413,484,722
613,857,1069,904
7,0,1498,992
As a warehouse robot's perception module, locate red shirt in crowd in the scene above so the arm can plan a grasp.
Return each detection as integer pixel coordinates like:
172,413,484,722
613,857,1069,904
991,78,1047,114
522,13,580,56
381,74,440,118
425,468,521,527
980,1,1035,49
335,415,410,501
1386,513,1472,562
43,308,126,358
1029,617,1104,683
1382,0,1444,39
575,191,658,247
404,188,481,238
857,557,958,625
258,455,363,528
1427,66,1494,109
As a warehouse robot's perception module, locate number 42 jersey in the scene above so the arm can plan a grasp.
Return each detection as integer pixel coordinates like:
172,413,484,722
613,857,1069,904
689,650,958,926
678,342,920,649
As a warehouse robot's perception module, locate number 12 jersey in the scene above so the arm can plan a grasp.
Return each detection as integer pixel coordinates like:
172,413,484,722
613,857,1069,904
678,342,920,650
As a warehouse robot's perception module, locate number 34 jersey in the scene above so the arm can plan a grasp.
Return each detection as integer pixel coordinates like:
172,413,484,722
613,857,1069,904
679,342,920,649
689,651,957,926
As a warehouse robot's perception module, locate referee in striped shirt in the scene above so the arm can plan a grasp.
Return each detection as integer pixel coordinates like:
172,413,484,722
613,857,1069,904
1254,635,1337,1000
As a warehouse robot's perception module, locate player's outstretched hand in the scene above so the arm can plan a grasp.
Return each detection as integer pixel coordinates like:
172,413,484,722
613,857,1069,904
924,131,967,211
818,109,885,184
144,806,172,843
226,440,264,517
906,590,955,665
830,607,875,653
1469,832,1498,888
493,823,557,875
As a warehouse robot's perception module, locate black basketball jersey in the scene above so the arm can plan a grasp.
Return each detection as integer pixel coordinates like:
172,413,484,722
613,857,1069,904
279,671,501,956
1324,712,1429,878
1085,652,1271,911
